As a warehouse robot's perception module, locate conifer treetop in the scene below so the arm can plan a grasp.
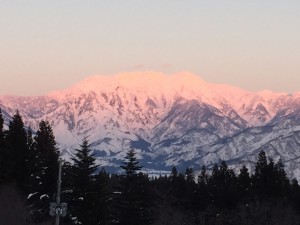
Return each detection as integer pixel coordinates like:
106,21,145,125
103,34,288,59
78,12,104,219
120,148,143,176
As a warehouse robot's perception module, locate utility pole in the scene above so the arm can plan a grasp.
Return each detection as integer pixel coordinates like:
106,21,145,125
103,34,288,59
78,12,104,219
55,158,62,225
50,158,67,225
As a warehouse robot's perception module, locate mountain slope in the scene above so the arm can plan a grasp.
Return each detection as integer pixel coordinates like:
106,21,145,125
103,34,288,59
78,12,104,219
1,72,300,178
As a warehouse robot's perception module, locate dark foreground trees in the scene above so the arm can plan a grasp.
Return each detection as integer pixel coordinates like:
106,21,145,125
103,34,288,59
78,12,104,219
1,110,300,225
150,155,300,225
66,137,110,225
6,111,29,187
27,120,60,223
115,149,153,225
0,112,59,224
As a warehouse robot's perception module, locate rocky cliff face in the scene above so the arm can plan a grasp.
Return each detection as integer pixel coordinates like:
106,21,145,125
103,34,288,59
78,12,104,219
1,72,300,177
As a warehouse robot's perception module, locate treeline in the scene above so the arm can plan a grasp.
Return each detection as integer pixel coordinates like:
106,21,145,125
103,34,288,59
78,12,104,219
1,110,300,225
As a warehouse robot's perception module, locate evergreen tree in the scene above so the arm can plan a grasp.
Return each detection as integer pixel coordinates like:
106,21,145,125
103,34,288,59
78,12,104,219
254,151,268,177
27,120,59,223
274,159,290,196
94,168,113,225
170,166,178,182
185,167,194,183
290,178,300,211
237,165,251,202
238,165,251,191
0,108,4,143
35,120,59,192
209,161,238,209
252,151,279,199
196,165,209,211
198,165,208,185
211,164,220,181
69,137,99,225
6,111,28,187
120,148,143,176
183,167,196,210
23,127,35,194
26,127,42,211
252,151,268,196
26,127,34,151
60,160,75,224
117,148,152,225
0,108,6,183
165,166,186,210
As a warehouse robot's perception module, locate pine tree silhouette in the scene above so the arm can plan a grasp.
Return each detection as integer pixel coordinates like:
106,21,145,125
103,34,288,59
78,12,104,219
117,148,152,225
28,120,59,223
6,111,28,187
69,137,99,225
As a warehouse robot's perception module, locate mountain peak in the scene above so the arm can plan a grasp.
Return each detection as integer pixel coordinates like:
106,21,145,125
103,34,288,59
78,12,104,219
2,71,300,179
44,71,293,118
48,71,211,99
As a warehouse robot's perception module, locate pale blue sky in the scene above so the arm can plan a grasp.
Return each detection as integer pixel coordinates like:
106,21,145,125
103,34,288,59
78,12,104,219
1,0,300,95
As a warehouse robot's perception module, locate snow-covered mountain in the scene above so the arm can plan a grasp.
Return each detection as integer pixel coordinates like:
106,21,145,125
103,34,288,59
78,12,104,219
1,72,300,178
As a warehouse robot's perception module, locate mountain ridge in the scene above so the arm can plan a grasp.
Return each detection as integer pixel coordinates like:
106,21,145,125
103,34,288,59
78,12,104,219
1,72,300,178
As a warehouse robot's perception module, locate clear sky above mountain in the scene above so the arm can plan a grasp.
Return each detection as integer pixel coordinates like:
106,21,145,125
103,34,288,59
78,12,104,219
1,1,300,96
